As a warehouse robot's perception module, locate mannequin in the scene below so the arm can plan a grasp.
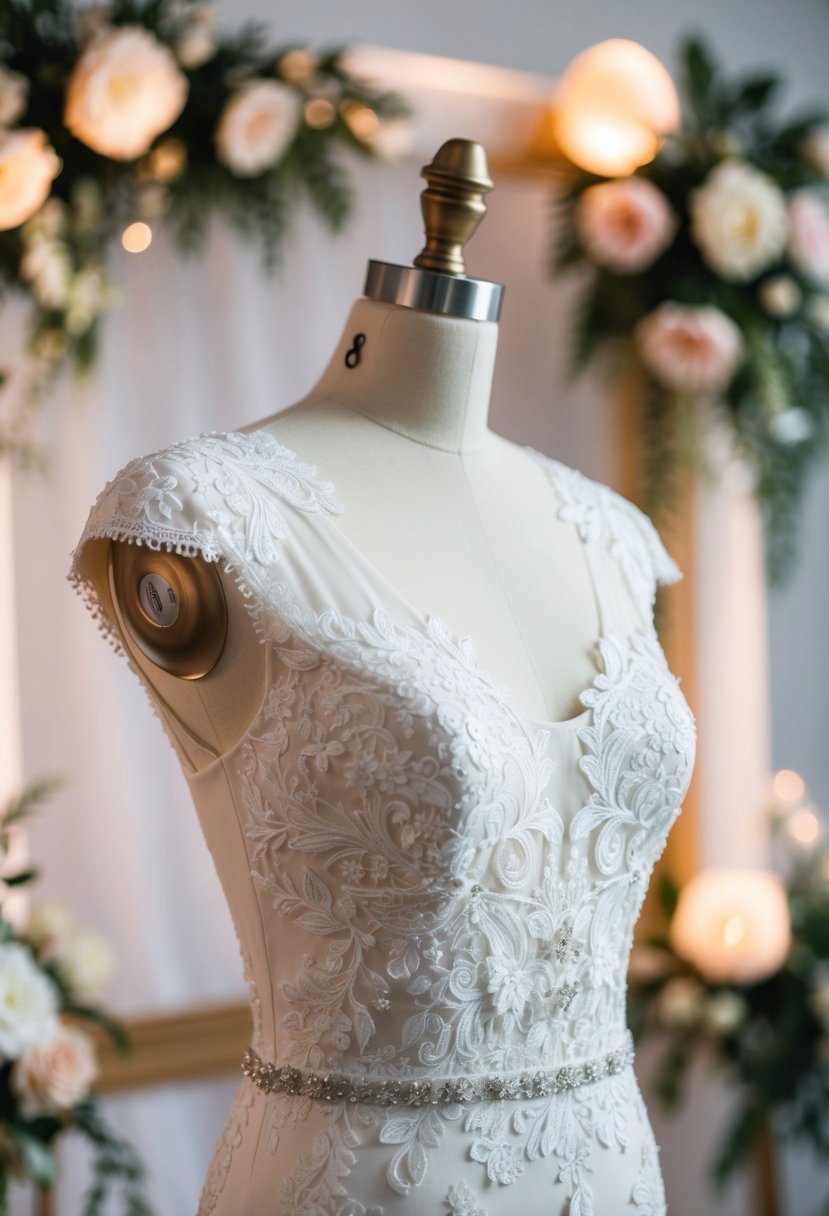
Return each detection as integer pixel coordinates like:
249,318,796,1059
105,139,612,773
74,139,692,1216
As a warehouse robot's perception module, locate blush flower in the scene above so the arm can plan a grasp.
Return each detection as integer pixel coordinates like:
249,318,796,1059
11,1021,98,1116
0,129,60,231
787,190,829,286
576,177,677,273
690,161,788,281
65,26,189,161
215,80,301,176
636,302,745,393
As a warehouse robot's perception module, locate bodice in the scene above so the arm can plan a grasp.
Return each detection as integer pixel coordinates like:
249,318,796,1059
70,429,695,1216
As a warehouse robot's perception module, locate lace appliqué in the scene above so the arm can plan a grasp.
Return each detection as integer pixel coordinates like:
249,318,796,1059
525,447,681,619
446,1179,487,1215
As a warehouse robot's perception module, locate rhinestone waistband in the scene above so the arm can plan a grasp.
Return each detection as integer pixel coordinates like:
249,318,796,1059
241,1033,635,1108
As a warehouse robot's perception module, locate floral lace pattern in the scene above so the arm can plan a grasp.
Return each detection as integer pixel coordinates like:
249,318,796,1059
70,429,694,1215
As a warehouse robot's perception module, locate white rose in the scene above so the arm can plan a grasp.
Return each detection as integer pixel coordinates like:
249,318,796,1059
11,1021,98,1116
20,237,72,309
787,191,829,286
215,80,300,177
65,26,189,161
690,161,788,281
655,976,704,1029
59,928,115,1002
0,942,59,1059
704,990,747,1035
0,66,28,126
636,302,745,394
759,274,802,317
577,177,677,274
0,129,60,231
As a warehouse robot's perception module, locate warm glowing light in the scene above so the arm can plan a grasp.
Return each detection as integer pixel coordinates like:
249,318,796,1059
278,49,318,86
670,868,791,984
122,221,152,253
341,101,380,141
553,39,680,176
304,98,336,129
773,768,806,806
787,805,821,847
147,138,187,182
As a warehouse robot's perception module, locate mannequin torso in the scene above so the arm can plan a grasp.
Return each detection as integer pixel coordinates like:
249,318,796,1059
109,296,608,772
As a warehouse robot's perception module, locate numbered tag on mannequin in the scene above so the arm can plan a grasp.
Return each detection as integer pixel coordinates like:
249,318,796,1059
139,572,180,628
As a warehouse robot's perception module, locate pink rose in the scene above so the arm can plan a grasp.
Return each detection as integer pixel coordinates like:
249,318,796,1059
788,191,829,285
11,1021,98,1117
576,177,677,273
636,302,744,393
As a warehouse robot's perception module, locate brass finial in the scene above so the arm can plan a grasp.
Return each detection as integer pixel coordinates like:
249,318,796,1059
413,139,494,277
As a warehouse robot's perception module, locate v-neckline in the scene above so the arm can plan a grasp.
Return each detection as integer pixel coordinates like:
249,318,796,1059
247,427,610,734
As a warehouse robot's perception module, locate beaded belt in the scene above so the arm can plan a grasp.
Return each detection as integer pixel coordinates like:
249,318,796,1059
241,1033,634,1108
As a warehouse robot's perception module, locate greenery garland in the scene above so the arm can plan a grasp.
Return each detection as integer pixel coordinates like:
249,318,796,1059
0,0,408,461
0,781,150,1213
555,38,829,584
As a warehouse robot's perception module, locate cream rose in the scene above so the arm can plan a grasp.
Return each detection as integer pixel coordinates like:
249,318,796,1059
690,161,788,281
215,80,301,177
655,976,703,1029
0,129,60,232
787,190,829,285
577,177,677,274
59,927,115,1002
65,26,189,161
0,942,59,1058
11,1021,98,1116
26,900,76,951
0,66,28,127
636,302,745,394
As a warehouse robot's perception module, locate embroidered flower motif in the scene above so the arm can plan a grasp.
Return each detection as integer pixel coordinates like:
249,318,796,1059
485,955,538,1019
446,1179,487,1215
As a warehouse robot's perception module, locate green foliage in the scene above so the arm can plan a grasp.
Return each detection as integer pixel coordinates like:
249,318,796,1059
556,32,829,585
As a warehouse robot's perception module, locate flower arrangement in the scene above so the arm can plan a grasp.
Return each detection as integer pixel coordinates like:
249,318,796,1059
555,37,829,583
629,772,829,1201
0,0,408,460
0,781,150,1213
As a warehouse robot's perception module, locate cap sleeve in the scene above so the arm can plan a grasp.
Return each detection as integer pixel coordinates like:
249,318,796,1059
68,428,345,654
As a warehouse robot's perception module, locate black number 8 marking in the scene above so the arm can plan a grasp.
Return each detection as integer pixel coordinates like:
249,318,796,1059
344,333,367,369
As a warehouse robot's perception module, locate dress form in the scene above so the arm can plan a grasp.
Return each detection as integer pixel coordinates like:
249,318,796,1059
106,140,607,772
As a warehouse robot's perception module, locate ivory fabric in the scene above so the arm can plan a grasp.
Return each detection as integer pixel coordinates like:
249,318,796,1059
70,426,695,1214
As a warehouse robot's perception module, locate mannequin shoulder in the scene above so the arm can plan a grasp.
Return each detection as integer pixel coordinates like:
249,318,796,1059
520,441,681,611
73,427,343,560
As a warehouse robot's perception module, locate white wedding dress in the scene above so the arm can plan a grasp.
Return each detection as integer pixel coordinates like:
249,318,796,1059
70,428,695,1216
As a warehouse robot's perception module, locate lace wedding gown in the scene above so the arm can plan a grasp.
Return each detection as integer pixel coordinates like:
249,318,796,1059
70,429,695,1216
